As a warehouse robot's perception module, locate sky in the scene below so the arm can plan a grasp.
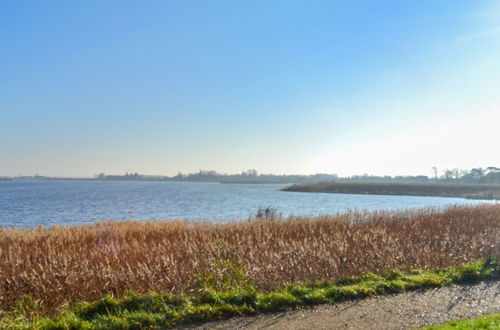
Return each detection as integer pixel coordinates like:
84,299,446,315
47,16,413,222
1,0,499,177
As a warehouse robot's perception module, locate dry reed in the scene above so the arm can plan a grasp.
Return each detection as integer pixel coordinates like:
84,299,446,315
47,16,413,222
1,204,499,314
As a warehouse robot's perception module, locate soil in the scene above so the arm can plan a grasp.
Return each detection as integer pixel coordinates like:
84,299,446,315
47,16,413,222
178,281,500,329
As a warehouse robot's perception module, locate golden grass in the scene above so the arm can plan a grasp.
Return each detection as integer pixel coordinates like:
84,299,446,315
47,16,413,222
1,205,499,314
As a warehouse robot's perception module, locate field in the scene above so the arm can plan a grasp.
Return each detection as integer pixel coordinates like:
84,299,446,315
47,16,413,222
282,182,500,199
0,204,499,318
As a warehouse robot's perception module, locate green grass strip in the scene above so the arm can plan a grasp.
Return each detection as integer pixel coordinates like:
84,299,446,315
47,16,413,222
1,257,498,329
420,313,500,329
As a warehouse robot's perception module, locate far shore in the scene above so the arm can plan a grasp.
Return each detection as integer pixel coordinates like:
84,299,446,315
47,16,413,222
219,180,290,184
282,181,500,200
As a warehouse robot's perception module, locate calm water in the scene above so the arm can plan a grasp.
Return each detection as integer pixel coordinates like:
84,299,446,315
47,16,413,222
0,179,490,228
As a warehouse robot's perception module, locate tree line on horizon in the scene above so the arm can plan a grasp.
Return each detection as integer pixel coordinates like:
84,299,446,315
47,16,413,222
93,167,500,184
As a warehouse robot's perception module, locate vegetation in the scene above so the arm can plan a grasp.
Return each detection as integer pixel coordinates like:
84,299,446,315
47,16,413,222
17,166,500,184
94,170,339,183
282,182,500,200
421,313,500,329
94,166,500,184
0,204,498,318
0,258,498,329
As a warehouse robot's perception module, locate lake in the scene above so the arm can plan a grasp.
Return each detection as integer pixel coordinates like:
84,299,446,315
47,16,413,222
0,179,491,228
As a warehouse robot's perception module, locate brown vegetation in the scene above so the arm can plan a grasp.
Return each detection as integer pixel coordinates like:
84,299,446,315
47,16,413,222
282,182,500,199
1,205,499,314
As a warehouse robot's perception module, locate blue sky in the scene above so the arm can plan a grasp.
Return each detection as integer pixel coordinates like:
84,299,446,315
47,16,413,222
1,0,499,177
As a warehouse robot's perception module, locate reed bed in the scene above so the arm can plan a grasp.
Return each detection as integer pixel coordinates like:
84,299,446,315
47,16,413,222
282,182,500,199
1,205,499,315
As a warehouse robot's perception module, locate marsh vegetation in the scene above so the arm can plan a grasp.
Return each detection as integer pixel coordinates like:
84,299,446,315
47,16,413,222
283,182,500,200
0,204,498,316
2,259,498,329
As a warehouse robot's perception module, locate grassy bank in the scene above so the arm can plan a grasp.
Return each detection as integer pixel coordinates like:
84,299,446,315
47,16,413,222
282,182,500,200
1,258,498,329
421,312,500,329
0,205,498,317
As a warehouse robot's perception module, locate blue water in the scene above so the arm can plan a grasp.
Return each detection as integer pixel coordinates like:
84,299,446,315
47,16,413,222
0,179,490,228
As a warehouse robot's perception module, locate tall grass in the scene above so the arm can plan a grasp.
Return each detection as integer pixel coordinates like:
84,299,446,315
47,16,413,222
0,205,499,315
282,182,500,199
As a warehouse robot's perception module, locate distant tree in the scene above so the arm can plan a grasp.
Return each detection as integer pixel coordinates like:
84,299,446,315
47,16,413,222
432,167,438,180
483,167,500,184
470,168,484,180
443,169,454,181
245,169,258,176
486,167,500,174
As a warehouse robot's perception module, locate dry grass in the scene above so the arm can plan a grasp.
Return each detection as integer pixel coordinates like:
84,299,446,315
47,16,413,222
1,205,499,314
283,182,500,199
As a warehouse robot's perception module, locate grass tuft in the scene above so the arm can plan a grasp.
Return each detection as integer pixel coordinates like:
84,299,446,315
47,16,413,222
421,313,500,329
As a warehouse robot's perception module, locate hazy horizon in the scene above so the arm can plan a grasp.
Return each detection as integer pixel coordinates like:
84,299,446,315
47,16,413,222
4,166,500,180
2,1,499,178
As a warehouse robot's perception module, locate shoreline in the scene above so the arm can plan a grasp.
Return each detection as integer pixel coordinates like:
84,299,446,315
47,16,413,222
0,205,498,328
282,182,500,200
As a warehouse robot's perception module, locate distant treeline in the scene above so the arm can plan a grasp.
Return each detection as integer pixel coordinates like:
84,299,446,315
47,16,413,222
93,167,500,184
94,170,338,184
9,167,500,184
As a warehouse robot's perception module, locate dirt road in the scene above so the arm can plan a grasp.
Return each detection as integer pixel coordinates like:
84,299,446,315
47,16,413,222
179,281,500,329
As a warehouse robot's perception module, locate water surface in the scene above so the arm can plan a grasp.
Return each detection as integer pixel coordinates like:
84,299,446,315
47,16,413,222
0,179,490,228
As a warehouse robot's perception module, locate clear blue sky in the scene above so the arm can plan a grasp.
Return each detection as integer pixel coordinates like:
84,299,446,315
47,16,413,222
1,0,499,177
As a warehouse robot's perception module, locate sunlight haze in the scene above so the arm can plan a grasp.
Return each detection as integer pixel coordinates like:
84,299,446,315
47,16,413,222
1,0,499,177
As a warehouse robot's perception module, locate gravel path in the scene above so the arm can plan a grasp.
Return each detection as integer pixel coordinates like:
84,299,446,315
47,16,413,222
178,281,500,329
